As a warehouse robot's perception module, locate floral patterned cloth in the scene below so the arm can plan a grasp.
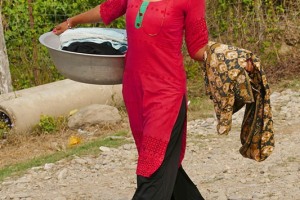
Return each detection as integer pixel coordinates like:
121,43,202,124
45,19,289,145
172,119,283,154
202,41,275,161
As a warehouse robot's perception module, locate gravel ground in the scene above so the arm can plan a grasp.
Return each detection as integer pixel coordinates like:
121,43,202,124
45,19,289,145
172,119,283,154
0,89,299,200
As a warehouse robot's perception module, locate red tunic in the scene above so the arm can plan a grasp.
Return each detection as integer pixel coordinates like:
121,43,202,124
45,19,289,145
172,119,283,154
100,0,208,177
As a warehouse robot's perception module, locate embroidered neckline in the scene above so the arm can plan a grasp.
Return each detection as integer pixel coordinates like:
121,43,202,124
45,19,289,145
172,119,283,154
134,0,170,36
135,1,150,29
143,0,164,2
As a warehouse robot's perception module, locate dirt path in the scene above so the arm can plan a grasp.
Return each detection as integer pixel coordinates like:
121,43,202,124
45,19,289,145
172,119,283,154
0,89,299,200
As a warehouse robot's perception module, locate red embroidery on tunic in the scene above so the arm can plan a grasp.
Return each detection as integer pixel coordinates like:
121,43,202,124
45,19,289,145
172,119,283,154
185,17,209,55
137,135,168,177
100,0,126,24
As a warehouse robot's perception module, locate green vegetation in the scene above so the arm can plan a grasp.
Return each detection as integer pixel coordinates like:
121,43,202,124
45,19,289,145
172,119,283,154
0,121,10,139
272,79,300,92
33,115,67,134
207,0,299,66
1,0,299,90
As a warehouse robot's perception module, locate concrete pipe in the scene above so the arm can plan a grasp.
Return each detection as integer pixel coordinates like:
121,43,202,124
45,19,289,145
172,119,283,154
0,79,123,133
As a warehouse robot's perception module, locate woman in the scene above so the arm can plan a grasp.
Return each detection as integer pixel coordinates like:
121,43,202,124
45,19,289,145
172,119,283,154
53,0,208,198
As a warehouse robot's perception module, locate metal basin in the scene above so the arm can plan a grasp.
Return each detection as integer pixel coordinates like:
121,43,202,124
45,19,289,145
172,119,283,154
39,30,125,85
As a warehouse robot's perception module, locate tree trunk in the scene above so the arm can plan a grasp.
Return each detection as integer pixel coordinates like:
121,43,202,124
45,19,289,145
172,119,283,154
254,0,265,44
28,0,40,85
0,9,13,94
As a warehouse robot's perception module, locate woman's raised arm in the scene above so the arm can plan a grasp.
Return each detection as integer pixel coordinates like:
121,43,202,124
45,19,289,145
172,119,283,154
53,5,102,35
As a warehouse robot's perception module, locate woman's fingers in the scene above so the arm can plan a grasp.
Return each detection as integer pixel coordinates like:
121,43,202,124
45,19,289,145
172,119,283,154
245,59,254,72
52,21,68,35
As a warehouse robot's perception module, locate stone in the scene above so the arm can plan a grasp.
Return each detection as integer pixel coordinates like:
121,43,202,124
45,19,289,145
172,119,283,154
68,104,122,129
278,43,294,55
99,146,111,152
57,168,68,180
44,163,55,170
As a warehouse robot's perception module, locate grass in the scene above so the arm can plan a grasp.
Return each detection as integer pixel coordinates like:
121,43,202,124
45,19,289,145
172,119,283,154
286,156,297,162
0,130,129,182
188,96,214,120
271,78,300,92
187,76,215,120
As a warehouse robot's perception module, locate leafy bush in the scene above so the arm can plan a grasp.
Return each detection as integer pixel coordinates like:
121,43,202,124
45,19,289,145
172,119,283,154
35,115,67,134
206,0,299,60
0,121,10,139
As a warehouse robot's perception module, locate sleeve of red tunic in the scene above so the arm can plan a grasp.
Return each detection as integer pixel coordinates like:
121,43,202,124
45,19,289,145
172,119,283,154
184,0,209,57
100,0,127,25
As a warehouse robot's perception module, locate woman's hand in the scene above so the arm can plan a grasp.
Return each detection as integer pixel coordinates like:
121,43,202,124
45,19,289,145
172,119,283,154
192,45,208,61
52,20,70,35
245,59,254,73
52,5,102,36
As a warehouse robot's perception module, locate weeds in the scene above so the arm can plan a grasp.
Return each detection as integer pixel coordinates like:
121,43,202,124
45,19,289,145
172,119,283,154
0,112,12,139
33,115,67,134
0,121,10,139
